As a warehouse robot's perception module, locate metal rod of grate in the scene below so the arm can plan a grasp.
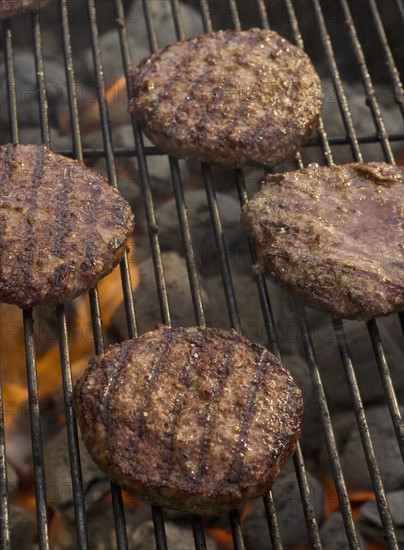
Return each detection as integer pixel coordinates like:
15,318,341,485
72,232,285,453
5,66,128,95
0,0,403,549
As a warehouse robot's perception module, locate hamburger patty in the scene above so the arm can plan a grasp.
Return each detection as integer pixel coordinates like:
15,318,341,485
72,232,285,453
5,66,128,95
129,28,322,167
73,325,303,515
0,0,49,19
241,162,404,320
0,144,134,308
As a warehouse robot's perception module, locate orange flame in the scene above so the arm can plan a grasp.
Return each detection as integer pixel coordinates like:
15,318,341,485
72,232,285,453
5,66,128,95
0,240,139,426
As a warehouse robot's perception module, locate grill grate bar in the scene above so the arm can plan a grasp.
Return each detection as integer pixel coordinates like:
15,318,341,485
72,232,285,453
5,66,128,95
284,1,332,166
56,306,89,549
170,0,186,41
2,16,51,549
367,320,404,462
169,157,206,327
227,0,241,30
23,310,50,550
255,0,270,30
142,0,159,57
262,494,283,550
393,0,404,25
198,0,212,33
191,515,208,550
59,0,83,161
367,0,404,118
309,0,363,162
2,21,18,143
295,303,362,549
151,505,168,550
0,21,14,550
333,319,399,548
292,447,323,550
0,364,10,550
229,509,247,550
30,5,91,548
88,277,130,550
32,13,50,146
46,130,404,160
202,163,241,332
340,0,395,164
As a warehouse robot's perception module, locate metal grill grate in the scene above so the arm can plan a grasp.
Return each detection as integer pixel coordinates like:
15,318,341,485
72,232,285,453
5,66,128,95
0,1,403,549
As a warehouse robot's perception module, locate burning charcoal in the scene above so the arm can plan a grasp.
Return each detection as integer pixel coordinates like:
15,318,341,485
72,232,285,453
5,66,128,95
112,127,174,201
320,512,366,549
0,51,67,132
281,353,317,461
155,190,250,276
203,275,267,346
51,503,218,550
338,405,404,492
303,82,404,165
81,0,204,89
76,1,204,136
243,463,325,549
50,502,140,550
44,427,110,522
317,316,404,411
9,504,37,550
358,491,404,546
109,252,209,340
268,283,404,411
131,520,218,550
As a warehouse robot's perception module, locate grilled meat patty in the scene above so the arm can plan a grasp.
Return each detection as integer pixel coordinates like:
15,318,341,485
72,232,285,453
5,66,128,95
0,0,49,19
73,325,303,515
242,162,404,320
0,143,134,308
129,28,322,167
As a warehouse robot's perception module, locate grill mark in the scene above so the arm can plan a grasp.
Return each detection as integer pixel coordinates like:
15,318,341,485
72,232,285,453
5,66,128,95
169,33,237,131
100,334,173,451
52,162,75,259
192,35,241,140
214,34,267,145
126,331,176,458
21,145,46,293
146,39,202,123
225,350,269,486
156,332,206,483
191,336,238,489
80,174,103,273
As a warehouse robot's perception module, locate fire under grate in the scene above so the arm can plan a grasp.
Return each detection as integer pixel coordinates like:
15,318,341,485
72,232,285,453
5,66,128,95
0,0,403,549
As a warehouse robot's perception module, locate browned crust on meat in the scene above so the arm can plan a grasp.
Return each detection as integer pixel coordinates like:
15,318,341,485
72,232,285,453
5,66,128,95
129,28,322,167
0,0,49,19
241,162,404,320
73,326,303,515
0,143,135,308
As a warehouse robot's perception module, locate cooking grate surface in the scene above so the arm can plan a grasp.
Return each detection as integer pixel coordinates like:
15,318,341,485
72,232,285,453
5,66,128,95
0,1,403,549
